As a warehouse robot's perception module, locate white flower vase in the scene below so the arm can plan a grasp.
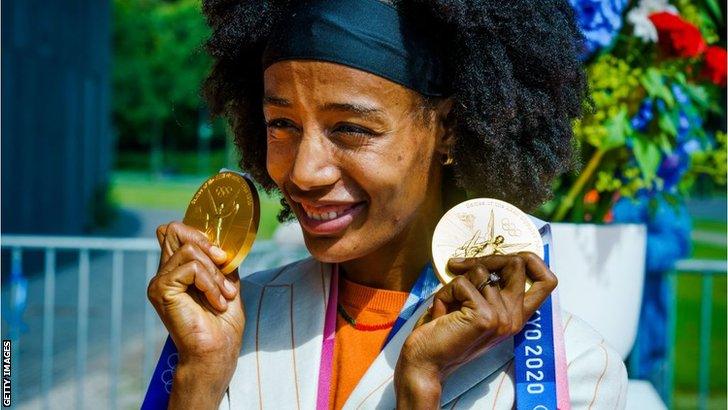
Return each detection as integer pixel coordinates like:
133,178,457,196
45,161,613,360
550,223,648,360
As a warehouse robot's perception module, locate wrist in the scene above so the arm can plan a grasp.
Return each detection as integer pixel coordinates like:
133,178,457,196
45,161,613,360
178,347,240,371
394,364,442,410
169,359,237,409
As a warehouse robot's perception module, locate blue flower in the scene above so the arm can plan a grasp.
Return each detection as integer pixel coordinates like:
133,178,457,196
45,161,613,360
646,229,690,273
630,98,654,132
657,149,689,191
612,196,648,223
677,111,690,137
680,138,701,154
569,0,629,57
612,194,691,273
671,84,690,105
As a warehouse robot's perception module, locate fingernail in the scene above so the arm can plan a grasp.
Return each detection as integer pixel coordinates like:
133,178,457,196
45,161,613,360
224,279,235,294
211,246,227,260
449,257,466,263
219,294,227,308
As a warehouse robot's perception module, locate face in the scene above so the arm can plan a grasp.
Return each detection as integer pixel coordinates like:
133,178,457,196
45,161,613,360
263,60,451,263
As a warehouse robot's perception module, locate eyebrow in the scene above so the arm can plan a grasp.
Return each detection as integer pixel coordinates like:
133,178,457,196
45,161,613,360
263,95,292,107
263,94,384,119
320,102,383,117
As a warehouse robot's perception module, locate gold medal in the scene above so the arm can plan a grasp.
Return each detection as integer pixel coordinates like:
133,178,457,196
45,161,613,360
183,171,260,274
431,198,543,290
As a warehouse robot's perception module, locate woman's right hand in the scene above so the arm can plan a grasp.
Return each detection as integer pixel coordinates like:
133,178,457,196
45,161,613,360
147,221,245,370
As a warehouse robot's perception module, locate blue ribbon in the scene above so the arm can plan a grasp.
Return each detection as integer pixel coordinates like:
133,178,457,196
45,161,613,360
383,263,440,347
513,244,559,409
141,336,178,409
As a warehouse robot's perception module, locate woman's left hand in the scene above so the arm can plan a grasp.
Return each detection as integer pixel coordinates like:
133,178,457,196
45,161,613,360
393,252,558,409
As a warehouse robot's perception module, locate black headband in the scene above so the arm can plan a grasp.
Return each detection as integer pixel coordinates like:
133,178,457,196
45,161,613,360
262,0,448,97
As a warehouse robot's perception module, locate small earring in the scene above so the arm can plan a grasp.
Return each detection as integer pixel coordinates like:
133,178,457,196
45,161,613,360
441,152,454,166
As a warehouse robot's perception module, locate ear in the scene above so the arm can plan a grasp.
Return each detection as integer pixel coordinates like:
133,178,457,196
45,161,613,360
433,97,455,157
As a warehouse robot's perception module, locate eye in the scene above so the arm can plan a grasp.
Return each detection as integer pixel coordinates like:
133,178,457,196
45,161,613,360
333,123,376,137
265,118,298,130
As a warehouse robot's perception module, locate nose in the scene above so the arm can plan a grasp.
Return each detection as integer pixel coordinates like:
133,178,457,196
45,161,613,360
289,132,340,191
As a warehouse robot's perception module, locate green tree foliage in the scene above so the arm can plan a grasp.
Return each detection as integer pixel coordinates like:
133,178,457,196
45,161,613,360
113,0,211,150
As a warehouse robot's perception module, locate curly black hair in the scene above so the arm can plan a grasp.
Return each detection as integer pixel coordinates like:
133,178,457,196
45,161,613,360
201,0,588,213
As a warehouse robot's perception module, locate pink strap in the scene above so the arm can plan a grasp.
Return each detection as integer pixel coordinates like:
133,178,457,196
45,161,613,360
316,264,339,410
315,264,570,409
551,289,571,409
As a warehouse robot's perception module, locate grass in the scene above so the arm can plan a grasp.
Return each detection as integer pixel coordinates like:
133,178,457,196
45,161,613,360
693,219,728,234
673,273,726,391
115,150,233,176
672,219,726,409
109,171,283,240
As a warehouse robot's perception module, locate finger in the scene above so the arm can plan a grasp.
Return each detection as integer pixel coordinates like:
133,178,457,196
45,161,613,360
518,252,558,320
161,221,228,266
498,255,527,296
430,297,448,320
225,267,242,294
156,224,169,271
517,252,556,283
455,261,509,295
497,257,526,327
158,242,237,300
461,265,506,312
460,264,492,294
162,259,229,311
432,276,500,342
448,254,517,274
480,284,509,331
463,263,520,336
433,275,486,310
449,254,534,288
156,223,168,248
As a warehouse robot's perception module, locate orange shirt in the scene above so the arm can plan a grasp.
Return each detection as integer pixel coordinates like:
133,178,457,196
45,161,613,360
329,277,409,410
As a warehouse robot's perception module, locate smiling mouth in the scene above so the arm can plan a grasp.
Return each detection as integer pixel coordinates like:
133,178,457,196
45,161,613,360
300,202,359,220
292,199,367,235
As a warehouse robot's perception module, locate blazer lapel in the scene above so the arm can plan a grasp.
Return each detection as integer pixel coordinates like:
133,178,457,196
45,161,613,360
253,259,332,408
344,216,552,409
342,294,514,409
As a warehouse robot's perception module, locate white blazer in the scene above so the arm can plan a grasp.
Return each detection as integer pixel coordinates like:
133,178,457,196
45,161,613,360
220,224,627,409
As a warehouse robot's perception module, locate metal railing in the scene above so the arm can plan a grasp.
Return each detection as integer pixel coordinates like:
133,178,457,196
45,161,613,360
2,234,725,409
665,259,727,410
1,235,309,410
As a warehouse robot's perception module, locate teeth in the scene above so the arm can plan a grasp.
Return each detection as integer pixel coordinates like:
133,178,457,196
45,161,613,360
300,202,362,222
304,209,341,221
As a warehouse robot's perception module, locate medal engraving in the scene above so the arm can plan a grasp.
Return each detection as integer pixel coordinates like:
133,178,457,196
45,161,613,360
183,171,260,274
432,198,543,288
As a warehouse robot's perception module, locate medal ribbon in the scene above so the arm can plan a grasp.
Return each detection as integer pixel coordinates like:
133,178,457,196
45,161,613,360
315,262,439,410
514,240,571,409
383,263,440,347
141,335,178,409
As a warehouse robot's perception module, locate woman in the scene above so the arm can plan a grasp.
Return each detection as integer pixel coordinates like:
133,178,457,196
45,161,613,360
147,0,628,408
